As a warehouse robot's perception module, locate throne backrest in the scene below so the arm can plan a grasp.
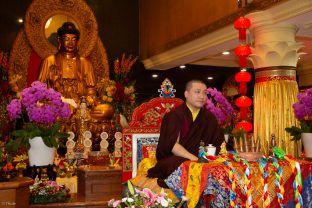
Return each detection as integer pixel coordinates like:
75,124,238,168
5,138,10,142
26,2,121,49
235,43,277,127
121,97,183,182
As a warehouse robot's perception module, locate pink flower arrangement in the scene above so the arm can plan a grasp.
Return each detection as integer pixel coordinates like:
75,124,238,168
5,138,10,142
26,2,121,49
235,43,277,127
108,182,177,208
29,179,70,204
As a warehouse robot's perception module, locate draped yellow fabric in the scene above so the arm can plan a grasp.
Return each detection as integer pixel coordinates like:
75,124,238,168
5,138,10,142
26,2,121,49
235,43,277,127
136,157,157,176
130,158,179,202
254,74,300,156
185,162,204,208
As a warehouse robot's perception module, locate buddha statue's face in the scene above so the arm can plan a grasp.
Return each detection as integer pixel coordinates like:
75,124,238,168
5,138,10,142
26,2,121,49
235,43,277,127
59,34,78,53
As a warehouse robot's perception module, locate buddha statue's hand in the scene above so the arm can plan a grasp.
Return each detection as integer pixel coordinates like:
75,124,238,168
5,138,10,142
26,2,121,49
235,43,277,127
61,97,78,109
48,65,59,81
86,87,97,106
86,95,95,106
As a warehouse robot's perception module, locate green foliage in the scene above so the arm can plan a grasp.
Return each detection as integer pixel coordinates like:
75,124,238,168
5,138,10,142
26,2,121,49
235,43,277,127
223,125,233,135
127,180,135,195
285,120,312,141
231,127,245,142
6,122,68,153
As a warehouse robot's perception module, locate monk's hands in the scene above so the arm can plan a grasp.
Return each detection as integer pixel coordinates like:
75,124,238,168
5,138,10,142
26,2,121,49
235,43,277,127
172,142,198,161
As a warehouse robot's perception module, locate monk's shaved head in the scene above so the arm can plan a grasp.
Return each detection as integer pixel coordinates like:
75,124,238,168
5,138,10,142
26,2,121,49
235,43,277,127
185,80,206,91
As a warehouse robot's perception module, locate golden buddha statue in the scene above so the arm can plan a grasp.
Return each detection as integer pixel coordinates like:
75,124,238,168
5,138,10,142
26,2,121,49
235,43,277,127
38,22,115,151
38,22,97,106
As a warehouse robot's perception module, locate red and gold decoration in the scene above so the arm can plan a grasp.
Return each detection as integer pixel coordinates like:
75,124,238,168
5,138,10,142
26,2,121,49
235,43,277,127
234,13,253,133
235,120,253,133
234,96,252,120
234,45,251,67
234,71,251,94
122,92,183,182
234,16,251,42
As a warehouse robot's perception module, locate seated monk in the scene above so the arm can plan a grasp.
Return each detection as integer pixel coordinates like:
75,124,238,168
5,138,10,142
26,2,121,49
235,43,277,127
147,79,224,188
38,22,97,107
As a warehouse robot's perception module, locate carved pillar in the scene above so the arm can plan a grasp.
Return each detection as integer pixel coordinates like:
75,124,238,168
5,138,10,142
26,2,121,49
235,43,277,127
247,11,305,156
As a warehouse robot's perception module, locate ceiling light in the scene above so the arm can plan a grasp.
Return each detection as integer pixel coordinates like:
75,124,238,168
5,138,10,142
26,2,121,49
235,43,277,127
152,74,158,78
298,57,301,60
18,18,23,23
207,77,213,80
240,68,247,72
179,65,186,69
222,51,230,55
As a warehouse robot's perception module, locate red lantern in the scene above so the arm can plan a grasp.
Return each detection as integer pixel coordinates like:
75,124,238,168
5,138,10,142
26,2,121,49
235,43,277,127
234,45,251,67
235,96,252,119
235,120,253,132
234,17,251,41
235,71,251,94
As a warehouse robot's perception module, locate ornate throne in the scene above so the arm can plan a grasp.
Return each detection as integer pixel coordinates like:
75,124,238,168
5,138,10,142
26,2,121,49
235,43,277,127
122,79,183,181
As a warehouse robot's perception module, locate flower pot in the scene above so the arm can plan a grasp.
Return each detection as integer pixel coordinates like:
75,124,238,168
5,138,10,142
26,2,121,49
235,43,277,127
28,137,55,166
301,133,312,158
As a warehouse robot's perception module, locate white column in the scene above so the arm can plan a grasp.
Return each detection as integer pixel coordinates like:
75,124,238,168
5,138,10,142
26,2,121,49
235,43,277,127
247,11,304,156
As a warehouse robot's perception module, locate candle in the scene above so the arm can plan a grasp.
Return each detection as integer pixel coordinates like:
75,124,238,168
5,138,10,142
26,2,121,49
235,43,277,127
251,136,255,152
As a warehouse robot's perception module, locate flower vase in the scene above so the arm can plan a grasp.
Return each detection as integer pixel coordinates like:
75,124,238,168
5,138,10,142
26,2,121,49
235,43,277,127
301,133,312,158
224,134,229,143
28,136,55,166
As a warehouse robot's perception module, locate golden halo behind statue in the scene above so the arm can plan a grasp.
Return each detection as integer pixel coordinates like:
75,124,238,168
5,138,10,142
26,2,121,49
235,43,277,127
24,0,98,58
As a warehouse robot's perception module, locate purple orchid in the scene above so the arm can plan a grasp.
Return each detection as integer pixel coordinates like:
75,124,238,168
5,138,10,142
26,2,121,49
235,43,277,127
7,81,70,125
293,89,312,120
205,88,235,125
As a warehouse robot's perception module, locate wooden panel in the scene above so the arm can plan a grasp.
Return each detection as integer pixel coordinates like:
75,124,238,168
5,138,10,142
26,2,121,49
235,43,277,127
0,177,33,208
77,166,122,201
139,0,238,59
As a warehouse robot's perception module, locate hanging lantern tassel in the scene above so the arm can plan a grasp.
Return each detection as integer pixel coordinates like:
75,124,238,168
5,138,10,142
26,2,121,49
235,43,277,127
234,17,251,42
238,29,247,42
240,107,248,119
240,82,247,95
239,56,247,68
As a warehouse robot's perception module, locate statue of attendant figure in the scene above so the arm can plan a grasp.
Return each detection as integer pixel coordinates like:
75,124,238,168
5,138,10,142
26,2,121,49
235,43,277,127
38,22,97,107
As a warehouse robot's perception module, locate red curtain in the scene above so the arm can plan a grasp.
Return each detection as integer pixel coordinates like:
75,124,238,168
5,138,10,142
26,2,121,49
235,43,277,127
27,50,42,87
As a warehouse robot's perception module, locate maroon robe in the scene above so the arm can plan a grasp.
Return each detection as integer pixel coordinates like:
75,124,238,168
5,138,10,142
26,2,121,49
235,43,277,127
147,103,224,187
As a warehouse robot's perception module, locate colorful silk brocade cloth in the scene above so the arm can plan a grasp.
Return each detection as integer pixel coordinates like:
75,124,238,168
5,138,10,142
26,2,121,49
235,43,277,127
165,160,312,208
